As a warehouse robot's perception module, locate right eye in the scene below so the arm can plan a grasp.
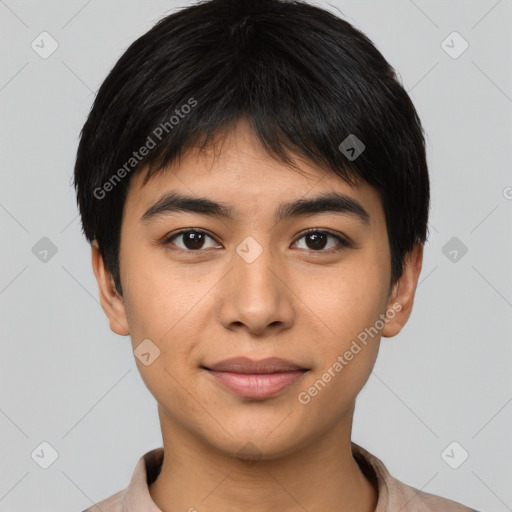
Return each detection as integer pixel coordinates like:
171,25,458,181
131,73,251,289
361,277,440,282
163,229,222,251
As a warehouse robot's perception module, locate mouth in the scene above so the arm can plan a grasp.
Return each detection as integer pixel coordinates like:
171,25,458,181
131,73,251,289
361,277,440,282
201,357,309,400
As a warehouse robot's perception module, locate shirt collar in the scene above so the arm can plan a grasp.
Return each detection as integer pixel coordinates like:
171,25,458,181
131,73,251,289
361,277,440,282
108,441,473,511
119,442,391,511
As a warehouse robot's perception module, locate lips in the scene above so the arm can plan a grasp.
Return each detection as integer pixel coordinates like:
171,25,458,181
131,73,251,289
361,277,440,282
203,356,307,373
202,357,309,400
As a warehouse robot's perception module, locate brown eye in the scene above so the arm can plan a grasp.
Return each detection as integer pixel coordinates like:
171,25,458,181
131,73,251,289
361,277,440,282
164,230,220,251
294,230,350,252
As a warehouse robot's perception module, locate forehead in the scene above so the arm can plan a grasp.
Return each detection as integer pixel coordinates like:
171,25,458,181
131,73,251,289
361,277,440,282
123,120,384,227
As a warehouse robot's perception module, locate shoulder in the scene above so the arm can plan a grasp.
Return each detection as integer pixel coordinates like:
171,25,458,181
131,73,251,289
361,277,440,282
80,488,126,512
388,475,480,511
79,447,164,512
351,442,481,512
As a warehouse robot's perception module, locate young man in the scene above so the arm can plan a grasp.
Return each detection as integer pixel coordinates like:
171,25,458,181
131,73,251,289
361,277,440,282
74,0,479,510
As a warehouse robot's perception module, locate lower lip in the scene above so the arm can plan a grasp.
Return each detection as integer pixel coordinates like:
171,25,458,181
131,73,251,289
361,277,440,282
205,370,307,399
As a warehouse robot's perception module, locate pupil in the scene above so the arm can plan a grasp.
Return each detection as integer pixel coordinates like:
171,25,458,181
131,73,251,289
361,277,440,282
307,233,327,250
186,232,204,250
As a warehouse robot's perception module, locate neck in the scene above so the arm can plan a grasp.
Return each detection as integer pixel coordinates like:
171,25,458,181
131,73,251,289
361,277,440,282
149,407,378,512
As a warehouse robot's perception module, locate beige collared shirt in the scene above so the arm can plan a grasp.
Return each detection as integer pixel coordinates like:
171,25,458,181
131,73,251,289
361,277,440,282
82,442,479,511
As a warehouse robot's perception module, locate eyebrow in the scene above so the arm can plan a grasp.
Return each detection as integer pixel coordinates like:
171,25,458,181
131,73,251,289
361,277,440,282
141,191,370,225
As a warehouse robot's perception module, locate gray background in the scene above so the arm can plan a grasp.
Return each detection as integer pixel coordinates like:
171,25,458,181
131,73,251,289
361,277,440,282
1,0,511,511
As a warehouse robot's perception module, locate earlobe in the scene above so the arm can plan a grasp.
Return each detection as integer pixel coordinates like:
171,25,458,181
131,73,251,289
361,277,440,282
381,243,424,339
91,240,130,336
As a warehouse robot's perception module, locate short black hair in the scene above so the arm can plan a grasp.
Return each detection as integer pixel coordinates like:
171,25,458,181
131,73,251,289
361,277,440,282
73,0,430,297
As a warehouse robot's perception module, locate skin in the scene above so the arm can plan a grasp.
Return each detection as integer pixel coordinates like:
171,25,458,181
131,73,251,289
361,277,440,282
91,118,423,512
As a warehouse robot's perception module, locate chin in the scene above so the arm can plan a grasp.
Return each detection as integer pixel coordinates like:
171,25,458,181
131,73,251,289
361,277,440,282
201,420,309,462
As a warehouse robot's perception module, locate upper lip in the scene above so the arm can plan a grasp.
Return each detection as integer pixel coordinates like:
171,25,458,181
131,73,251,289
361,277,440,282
203,357,308,374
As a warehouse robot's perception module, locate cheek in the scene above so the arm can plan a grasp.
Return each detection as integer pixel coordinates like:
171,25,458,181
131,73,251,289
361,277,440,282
296,265,386,415
123,266,205,410
302,257,389,349
122,246,200,337
121,248,222,382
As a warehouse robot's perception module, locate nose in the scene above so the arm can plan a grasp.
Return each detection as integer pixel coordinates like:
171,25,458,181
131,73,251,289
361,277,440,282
218,242,295,336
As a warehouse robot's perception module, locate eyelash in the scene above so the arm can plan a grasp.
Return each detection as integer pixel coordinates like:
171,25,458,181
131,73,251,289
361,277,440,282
163,228,352,253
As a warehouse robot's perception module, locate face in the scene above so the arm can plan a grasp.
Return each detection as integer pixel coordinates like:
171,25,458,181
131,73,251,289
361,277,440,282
92,118,423,460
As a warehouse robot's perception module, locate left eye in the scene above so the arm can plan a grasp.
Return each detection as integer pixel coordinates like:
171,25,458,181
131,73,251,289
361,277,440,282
293,230,349,252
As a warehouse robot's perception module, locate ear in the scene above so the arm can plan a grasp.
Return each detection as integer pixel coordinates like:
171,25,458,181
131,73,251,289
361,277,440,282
91,240,130,336
381,242,424,338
